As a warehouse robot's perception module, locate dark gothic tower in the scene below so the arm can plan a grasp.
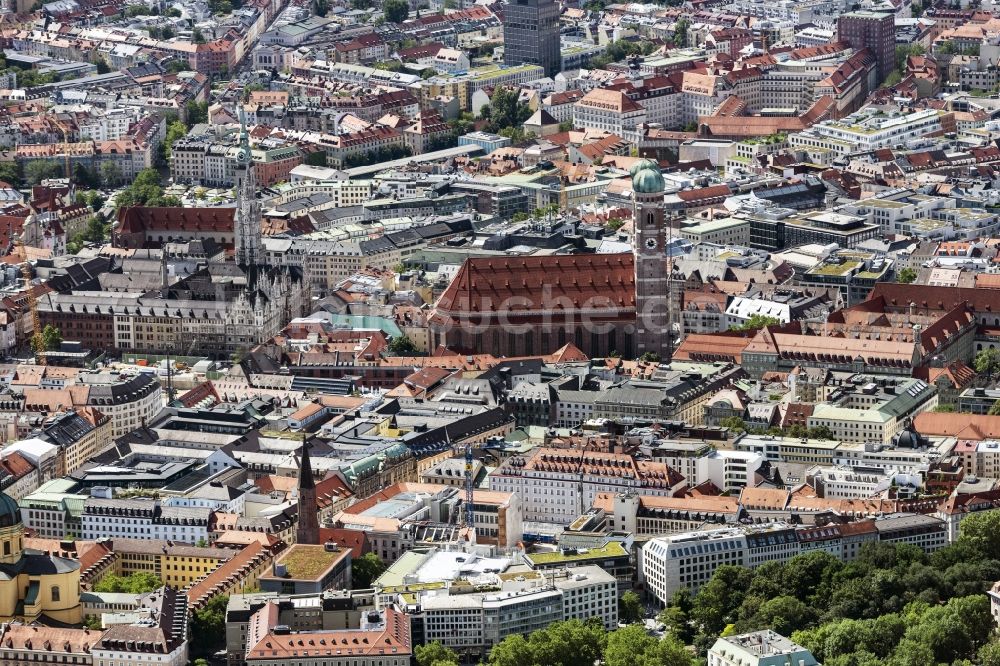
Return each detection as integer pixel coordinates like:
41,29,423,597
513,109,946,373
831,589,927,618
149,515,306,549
630,159,673,360
296,443,320,545
233,106,262,286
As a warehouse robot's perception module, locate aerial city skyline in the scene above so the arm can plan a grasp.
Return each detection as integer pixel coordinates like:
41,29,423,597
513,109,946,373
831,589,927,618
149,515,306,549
0,0,996,664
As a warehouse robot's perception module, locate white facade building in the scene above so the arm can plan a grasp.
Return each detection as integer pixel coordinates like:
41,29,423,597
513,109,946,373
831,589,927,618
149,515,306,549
572,89,646,139
92,634,188,666
81,497,211,543
641,515,946,604
644,441,762,493
790,108,951,159
81,372,163,440
641,526,758,604
696,450,764,492
489,448,685,524
163,485,246,514
421,566,617,656
708,631,819,666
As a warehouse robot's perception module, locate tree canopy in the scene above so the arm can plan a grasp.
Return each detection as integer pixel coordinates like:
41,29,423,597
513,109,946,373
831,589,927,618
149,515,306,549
651,540,1000,661
388,335,418,355
383,0,409,23
896,267,917,284
605,625,692,666
93,571,161,594
588,39,657,69
488,619,609,666
415,642,458,666
115,169,181,210
487,619,694,666
0,162,20,187
975,348,1000,377
190,594,228,658
186,100,209,125
163,120,189,159
351,552,387,589
481,86,532,134
618,590,642,624
730,314,781,331
31,324,62,355
342,145,410,168
24,160,62,185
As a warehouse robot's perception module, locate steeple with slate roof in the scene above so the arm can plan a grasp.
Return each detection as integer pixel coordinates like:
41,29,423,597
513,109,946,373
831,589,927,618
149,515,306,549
296,442,320,545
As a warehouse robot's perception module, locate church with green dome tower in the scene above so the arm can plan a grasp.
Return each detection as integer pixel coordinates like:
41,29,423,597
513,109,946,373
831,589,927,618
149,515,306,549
0,490,82,624
630,159,673,360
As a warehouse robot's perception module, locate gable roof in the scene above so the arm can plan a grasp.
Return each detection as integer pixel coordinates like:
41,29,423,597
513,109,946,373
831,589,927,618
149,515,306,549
913,412,1000,439
435,253,636,314
117,207,235,235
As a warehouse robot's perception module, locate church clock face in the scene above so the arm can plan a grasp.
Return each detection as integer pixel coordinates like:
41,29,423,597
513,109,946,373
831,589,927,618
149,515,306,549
236,148,250,164
645,237,658,251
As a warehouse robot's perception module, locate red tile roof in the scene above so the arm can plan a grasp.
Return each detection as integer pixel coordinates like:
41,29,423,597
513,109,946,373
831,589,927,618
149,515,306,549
246,605,410,660
117,206,234,234
671,331,755,363
916,360,976,389
913,413,1000,439
700,95,836,138
314,474,354,512
0,451,34,480
177,381,221,408
676,184,731,202
869,282,1000,314
317,527,368,558
187,541,275,610
0,625,97,655
403,367,452,391
435,253,636,314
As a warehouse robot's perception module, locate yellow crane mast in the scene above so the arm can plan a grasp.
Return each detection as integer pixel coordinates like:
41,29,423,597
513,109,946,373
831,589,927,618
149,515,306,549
54,117,71,181
14,219,44,365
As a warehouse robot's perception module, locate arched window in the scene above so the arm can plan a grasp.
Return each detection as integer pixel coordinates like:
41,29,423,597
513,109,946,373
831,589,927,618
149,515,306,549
51,586,60,602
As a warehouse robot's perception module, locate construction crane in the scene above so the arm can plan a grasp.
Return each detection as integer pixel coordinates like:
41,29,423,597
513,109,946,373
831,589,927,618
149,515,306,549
54,118,72,182
576,439,599,517
14,229,44,366
464,443,475,538
164,336,198,404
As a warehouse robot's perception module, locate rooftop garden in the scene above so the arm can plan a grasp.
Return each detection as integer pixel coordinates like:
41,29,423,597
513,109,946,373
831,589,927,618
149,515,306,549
380,581,447,594
497,571,543,582
743,133,788,146
810,260,861,276
277,545,343,579
468,64,543,81
527,541,627,565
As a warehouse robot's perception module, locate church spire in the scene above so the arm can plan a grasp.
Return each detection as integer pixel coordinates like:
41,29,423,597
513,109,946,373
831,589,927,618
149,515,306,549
296,442,320,544
233,104,261,288
298,441,315,491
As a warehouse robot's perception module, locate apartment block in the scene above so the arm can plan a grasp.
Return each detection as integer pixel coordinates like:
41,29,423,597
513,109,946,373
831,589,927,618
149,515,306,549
640,515,946,604
421,565,617,658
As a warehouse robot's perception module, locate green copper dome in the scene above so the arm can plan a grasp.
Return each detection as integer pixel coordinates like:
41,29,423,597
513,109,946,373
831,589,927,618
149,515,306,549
0,491,21,529
629,158,658,177
632,159,665,194
628,157,660,176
